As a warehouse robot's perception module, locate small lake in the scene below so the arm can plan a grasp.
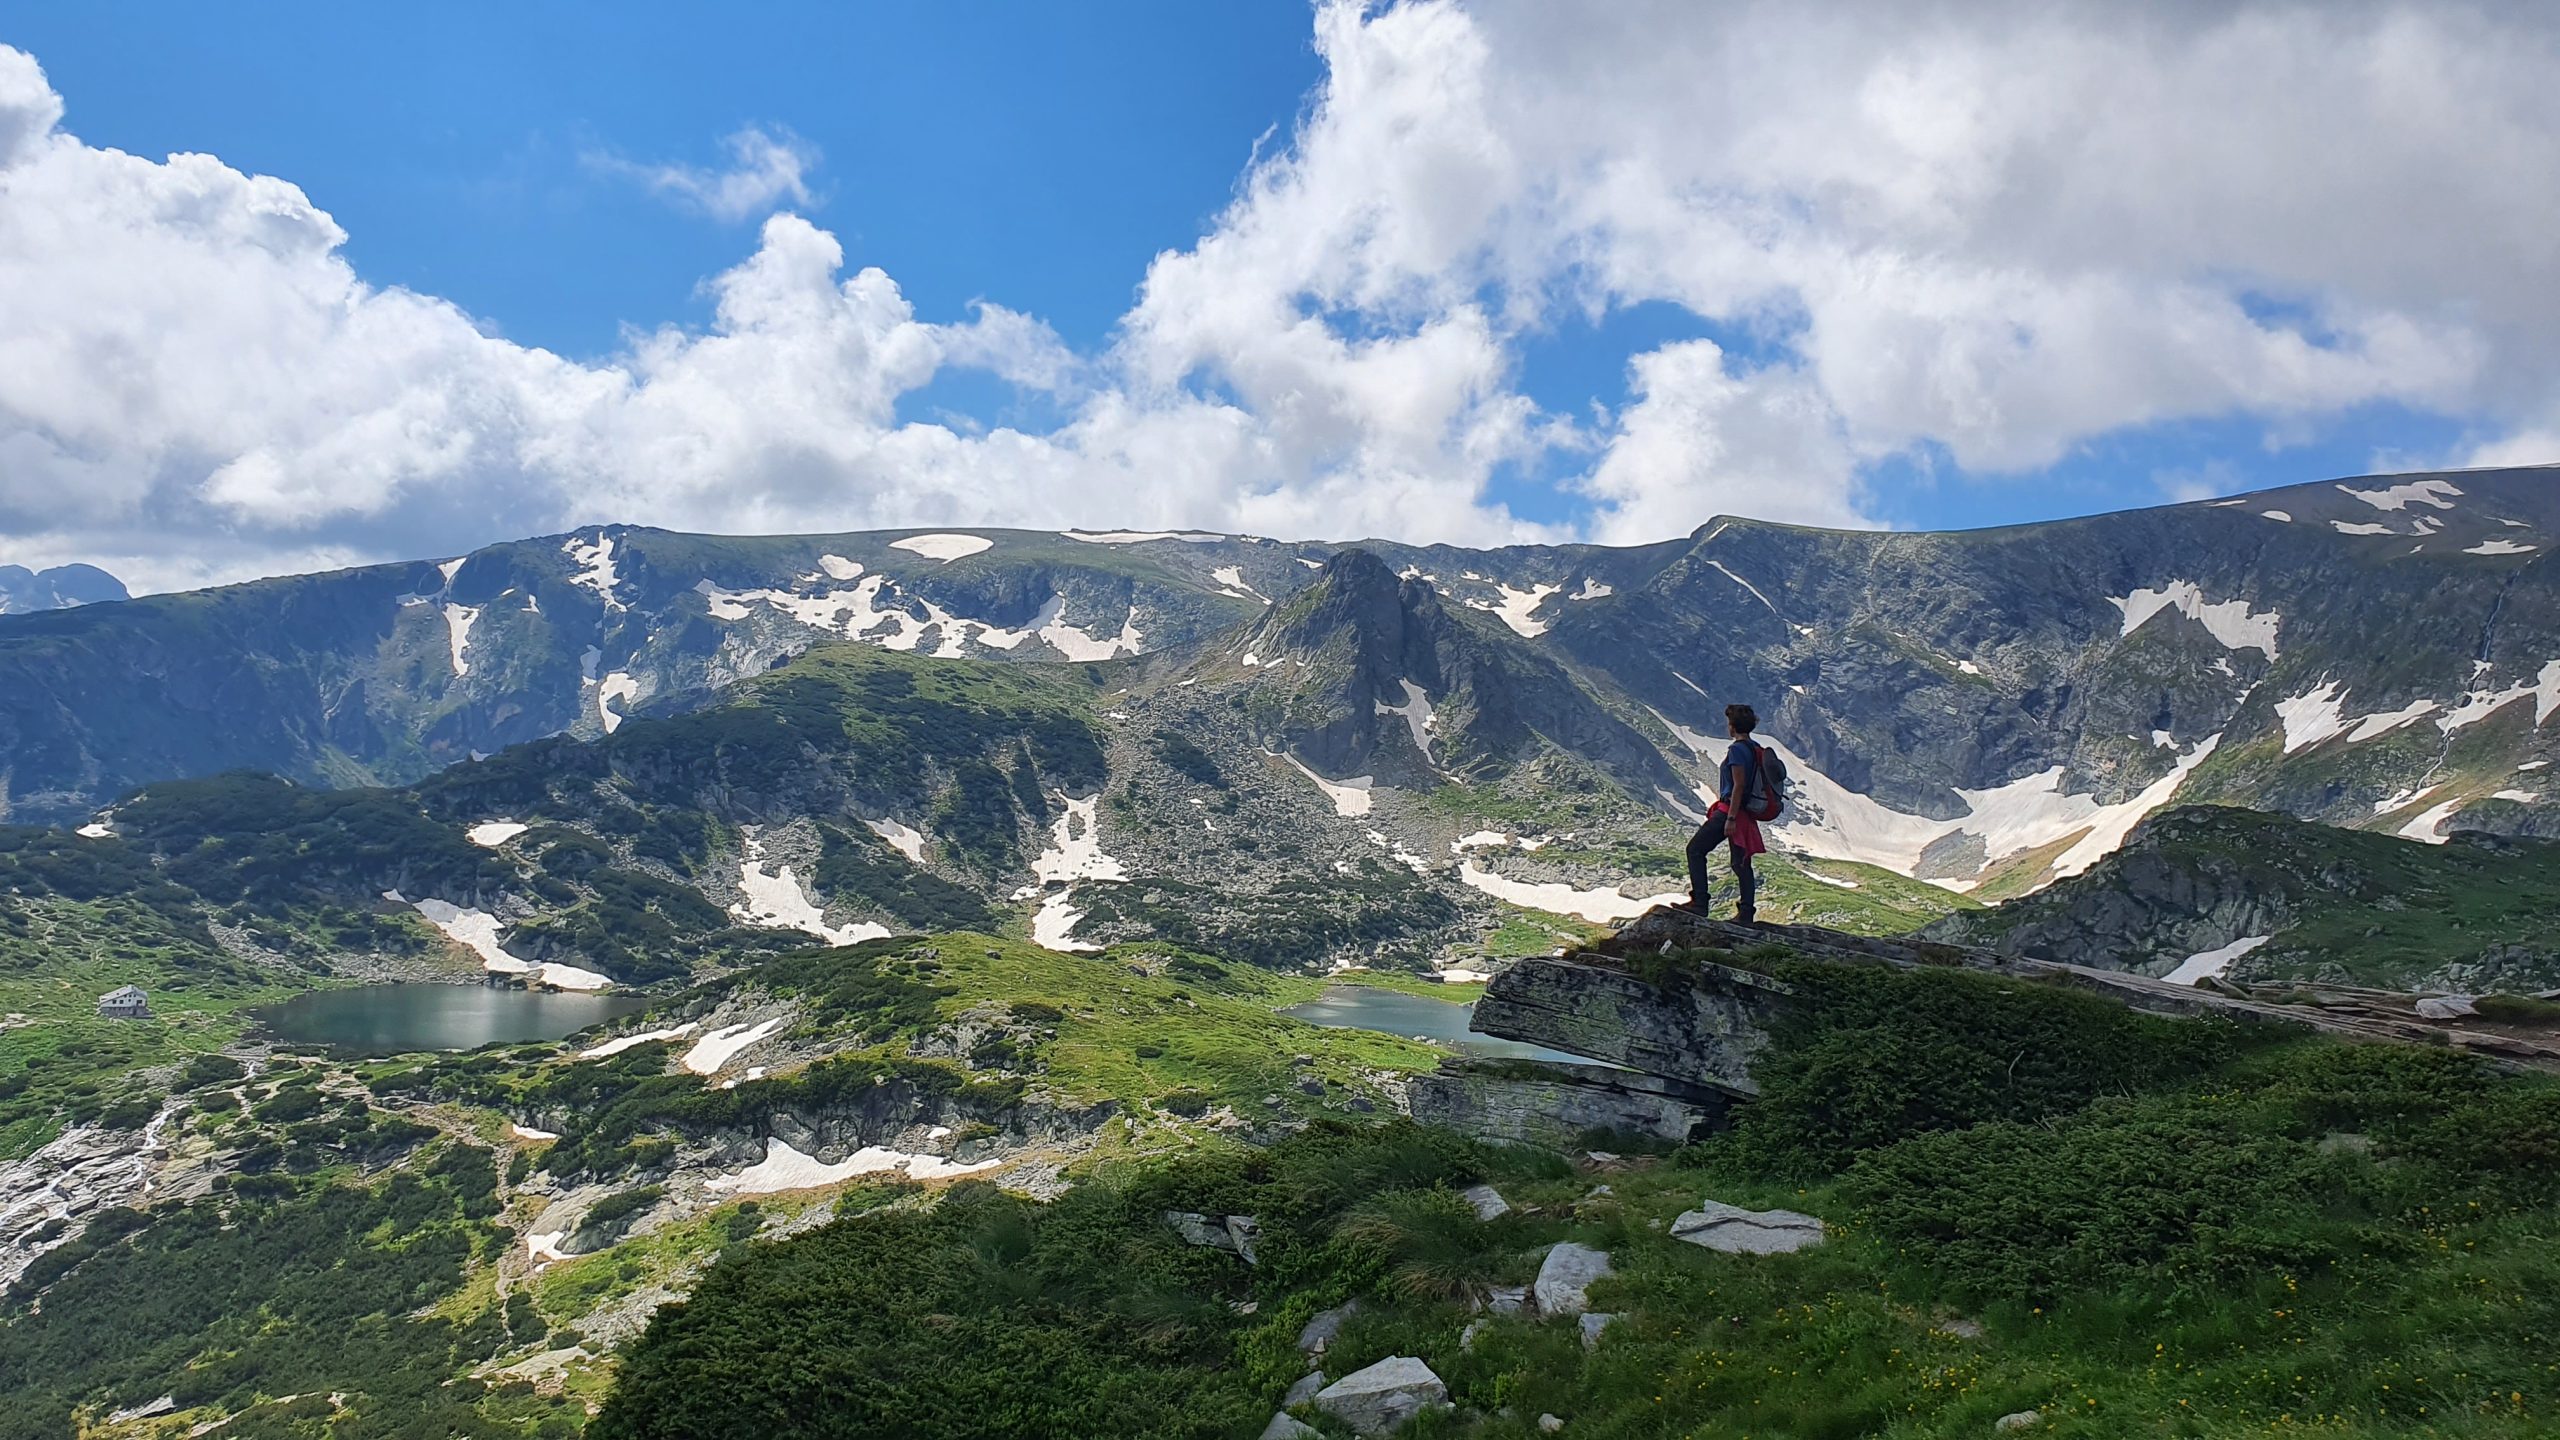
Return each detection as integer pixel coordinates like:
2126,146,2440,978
1279,985,1594,1064
255,984,650,1055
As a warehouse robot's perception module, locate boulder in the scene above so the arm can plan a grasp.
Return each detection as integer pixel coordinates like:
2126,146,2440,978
1484,1284,1530,1316
1164,1210,1261,1265
1285,1371,1327,1406
1315,1356,1450,1437
1260,1414,1321,1440
1410,1058,1731,1149
1539,1416,1565,1434
1578,1312,1617,1349
1461,1182,1512,1220
1994,1411,2043,1432
1670,1200,1827,1255
2416,994,2479,1020
1297,1299,1362,1355
1466,945,1794,1094
1533,1242,1613,1317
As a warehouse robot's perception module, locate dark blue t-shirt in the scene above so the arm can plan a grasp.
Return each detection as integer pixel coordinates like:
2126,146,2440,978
1721,739,1771,812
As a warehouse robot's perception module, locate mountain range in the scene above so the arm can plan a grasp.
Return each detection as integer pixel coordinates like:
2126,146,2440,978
2,467,2554,921
0,564,123,617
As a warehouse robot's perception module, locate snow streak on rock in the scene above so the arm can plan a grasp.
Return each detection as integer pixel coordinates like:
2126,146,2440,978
2164,935,2269,985
706,1138,999,1195
2109,580,2281,658
2337,479,2462,511
889,533,993,562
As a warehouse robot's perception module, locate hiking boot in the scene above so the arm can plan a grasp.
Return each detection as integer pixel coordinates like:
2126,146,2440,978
1674,898,1714,917
1735,909,1758,926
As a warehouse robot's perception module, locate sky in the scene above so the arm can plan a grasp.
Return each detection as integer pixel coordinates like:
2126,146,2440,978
1,1,2555,593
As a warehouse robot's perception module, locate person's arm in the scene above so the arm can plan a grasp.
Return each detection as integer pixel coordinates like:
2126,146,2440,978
1718,748,1739,806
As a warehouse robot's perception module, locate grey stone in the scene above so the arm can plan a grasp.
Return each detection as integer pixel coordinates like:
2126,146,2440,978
1994,1411,2043,1433
2416,993,2479,1020
1461,1182,1512,1221
1459,1317,1489,1352
1297,1299,1361,1355
2318,1131,2375,1156
1164,1210,1260,1265
1670,1199,1827,1255
1539,1416,1565,1434
1285,1371,1328,1406
1314,1356,1450,1436
1578,1312,1617,1349
1484,1284,1529,1315
1259,1414,1321,1440
1408,1058,1731,1150
1467,950,1796,1095
1533,1241,1613,1317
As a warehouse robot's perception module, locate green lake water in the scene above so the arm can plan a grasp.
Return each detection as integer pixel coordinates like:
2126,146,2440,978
255,984,649,1055
1279,984,1593,1064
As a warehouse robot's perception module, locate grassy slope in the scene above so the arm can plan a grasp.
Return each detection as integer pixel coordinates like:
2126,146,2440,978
589,960,2560,1440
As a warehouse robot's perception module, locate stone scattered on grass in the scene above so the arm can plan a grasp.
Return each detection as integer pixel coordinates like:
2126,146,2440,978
1670,1199,1827,1255
1297,1300,1362,1355
1533,1242,1613,1317
1164,1210,1262,1265
1285,1371,1327,1406
1578,1312,1617,1349
2416,994,2479,1020
1994,1410,2043,1432
1483,1284,1530,1315
1315,1356,1451,1436
1539,1413,1565,1432
1460,1318,1489,1352
1461,1182,1512,1220
1260,1413,1320,1440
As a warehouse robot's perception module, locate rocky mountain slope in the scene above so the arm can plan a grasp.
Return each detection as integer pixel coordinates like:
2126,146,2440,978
5,468,2555,902
1926,803,2560,992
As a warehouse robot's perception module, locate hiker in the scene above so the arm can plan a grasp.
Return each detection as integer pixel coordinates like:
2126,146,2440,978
1683,703,1783,923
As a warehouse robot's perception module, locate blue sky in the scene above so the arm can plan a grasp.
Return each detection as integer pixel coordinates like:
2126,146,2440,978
0,2,2551,587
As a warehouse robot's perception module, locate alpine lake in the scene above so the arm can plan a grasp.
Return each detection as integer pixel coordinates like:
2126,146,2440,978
1278,983,1590,1063
253,983,650,1056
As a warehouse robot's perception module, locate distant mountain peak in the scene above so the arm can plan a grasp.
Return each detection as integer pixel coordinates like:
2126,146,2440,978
0,562,127,615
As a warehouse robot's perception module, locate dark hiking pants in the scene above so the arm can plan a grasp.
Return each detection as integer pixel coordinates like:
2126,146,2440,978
1685,813,1756,918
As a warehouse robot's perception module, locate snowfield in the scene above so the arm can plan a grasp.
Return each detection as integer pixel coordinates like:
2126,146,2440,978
889,533,994,562
706,1138,999,1196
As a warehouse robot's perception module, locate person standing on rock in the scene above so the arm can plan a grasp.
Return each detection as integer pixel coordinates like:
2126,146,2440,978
1683,703,1782,923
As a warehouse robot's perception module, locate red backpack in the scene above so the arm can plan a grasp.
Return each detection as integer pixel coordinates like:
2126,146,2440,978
1739,742,1786,822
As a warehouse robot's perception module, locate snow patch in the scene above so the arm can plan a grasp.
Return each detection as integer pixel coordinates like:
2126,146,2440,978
1456,862,1685,924
564,533,622,608
2493,789,2541,803
527,1231,571,1263
2274,682,2349,753
2164,935,2269,986
683,1018,786,1075
2338,479,2461,511
1761,735,2222,883
1571,578,1614,600
2467,539,2539,556
1798,869,1861,890
1029,891,1097,953
467,821,529,848
1210,566,1266,602
1703,561,1776,613
2260,510,2292,522
398,895,610,989
1285,756,1374,817
2345,700,2439,743
707,1138,999,1195
2438,660,2560,732
1375,679,1438,763
817,554,863,580
1469,582,1560,637
2331,521,2395,536
866,817,926,863
732,835,889,947
2108,580,2281,657
2372,784,2442,816
76,821,112,838
1957,660,1982,675
443,604,479,677
509,1124,558,1141
2521,760,2550,771
597,672,640,734
1061,529,1223,544
1029,795,1128,886
889,533,993,562
579,1024,698,1060
2399,799,2465,843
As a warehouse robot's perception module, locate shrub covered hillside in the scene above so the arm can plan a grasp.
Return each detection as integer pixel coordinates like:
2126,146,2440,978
593,962,2560,1440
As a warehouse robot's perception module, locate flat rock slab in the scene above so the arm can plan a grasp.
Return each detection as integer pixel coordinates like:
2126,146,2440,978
1316,1356,1450,1436
1534,1241,1613,1317
1260,1414,1321,1440
1462,1182,1512,1221
1671,1200,1826,1255
1284,1371,1327,1406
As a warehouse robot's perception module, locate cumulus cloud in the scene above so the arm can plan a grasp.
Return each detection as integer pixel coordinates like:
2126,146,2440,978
588,124,819,222
3,3,2560,591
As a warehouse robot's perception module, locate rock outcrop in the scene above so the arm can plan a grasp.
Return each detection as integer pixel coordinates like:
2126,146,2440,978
1408,1058,1731,1149
1313,1356,1450,1436
1670,1200,1827,1255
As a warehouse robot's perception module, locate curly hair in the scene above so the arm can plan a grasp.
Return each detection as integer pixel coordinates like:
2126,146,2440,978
1726,703,1758,734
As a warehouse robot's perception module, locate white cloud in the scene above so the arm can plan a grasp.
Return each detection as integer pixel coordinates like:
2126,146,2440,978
5,3,2560,591
589,124,818,222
